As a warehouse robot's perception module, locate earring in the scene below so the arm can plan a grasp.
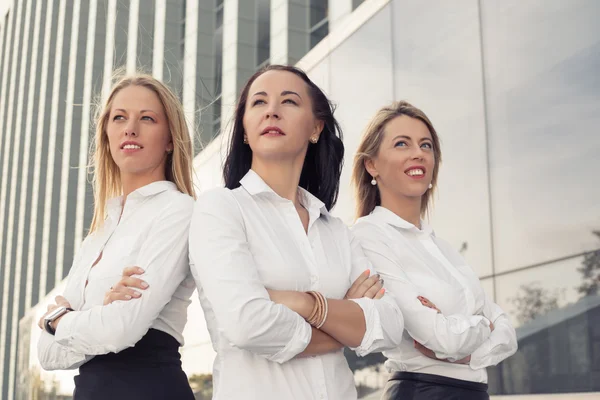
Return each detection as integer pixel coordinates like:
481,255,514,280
428,183,433,189
243,136,248,144
310,136,318,144
371,177,377,186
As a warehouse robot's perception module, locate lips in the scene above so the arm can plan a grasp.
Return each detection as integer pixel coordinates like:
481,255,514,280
261,126,285,136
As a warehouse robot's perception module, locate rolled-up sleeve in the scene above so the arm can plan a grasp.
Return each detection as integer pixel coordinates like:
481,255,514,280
353,224,491,361
347,229,404,356
469,293,518,369
54,196,194,354
189,189,312,364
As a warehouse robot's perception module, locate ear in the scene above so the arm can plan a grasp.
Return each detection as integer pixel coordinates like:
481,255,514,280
312,119,325,140
166,140,173,153
364,157,377,179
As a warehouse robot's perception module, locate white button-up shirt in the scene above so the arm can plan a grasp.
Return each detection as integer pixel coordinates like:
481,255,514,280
37,181,195,370
352,206,518,383
189,171,404,400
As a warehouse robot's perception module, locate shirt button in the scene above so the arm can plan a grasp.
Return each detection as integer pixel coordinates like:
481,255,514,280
310,275,318,283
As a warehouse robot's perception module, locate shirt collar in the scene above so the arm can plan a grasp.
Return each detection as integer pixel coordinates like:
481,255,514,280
106,180,178,214
370,206,433,236
240,169,330,218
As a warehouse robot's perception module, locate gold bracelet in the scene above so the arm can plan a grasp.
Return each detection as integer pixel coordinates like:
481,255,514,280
316,295,328,329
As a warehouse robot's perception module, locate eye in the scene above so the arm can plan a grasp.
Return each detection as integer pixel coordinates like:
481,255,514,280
252,99,266,106
141,116,156,122
394,140,407,147
282,98,297,105
113,115,125,121
421,142,433,149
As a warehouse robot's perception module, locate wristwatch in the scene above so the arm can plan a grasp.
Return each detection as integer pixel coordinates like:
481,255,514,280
44,306,74,335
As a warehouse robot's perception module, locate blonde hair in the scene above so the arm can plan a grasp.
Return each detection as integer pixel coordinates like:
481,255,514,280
89,72,196,233
351,100,442,219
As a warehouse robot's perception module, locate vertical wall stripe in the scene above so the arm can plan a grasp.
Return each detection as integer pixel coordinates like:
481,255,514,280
38,0,67,305
0,0,23,394
55,0,82,285
26,0,55,313
23,0,44,313
183,0,198,140
153,0,166,79
74,0,98,252
6,0,34,397
127,0,140,74
102,0,117,100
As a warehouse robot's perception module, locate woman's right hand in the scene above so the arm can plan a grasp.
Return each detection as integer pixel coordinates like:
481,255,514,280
345,269,385,300
103,266,149,305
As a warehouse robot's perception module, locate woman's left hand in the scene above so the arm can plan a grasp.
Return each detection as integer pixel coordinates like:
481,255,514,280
104,266,148,305
37,296,72,330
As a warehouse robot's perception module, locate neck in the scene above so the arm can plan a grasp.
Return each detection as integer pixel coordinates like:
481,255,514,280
121,170,166,199
380,190,422,229
251,156,304,206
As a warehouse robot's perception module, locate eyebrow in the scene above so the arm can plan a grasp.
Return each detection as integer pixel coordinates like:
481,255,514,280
391,135,432,142
251,90,301,99
113,108,157,114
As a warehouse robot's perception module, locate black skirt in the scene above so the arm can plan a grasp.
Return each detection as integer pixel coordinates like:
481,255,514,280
381,371,489,400
73,329,195,400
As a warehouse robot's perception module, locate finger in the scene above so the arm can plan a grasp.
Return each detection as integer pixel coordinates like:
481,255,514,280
55,296,69,306
373,288,386,300
122,266,145,277
107,284,142,299
364,279,383,299
355,274,381,296
418,296,437,309
119,276,149,290
347,269,371,296
103,291,134,305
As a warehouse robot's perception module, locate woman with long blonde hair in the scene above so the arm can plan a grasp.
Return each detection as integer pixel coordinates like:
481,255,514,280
36,73,196,399
351,101,517,399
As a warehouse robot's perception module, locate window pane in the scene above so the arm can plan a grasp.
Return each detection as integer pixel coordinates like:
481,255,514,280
482,0,600,273
493,256,600,394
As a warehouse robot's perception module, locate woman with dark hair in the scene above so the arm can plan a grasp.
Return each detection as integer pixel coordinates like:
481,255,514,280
351,101,517,400
188,65,405,399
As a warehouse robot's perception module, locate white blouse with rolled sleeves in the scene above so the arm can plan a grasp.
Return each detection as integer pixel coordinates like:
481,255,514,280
37,181,195,371
189,170,404,400
352,206,517,383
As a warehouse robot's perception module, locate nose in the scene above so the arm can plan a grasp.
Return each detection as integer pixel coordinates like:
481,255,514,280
124,120,138,137
412,146,425,160
265,102,280,120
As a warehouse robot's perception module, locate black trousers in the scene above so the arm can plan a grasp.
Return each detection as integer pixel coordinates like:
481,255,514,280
73,329,195,400
381,371,489,400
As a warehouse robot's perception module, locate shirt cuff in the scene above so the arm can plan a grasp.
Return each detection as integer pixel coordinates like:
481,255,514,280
469,322,516,369
348,297,383,357
38,330,88,370
267,319,313,364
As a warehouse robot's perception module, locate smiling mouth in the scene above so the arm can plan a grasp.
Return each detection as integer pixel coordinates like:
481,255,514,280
406,169,424,176
122,144,142,150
